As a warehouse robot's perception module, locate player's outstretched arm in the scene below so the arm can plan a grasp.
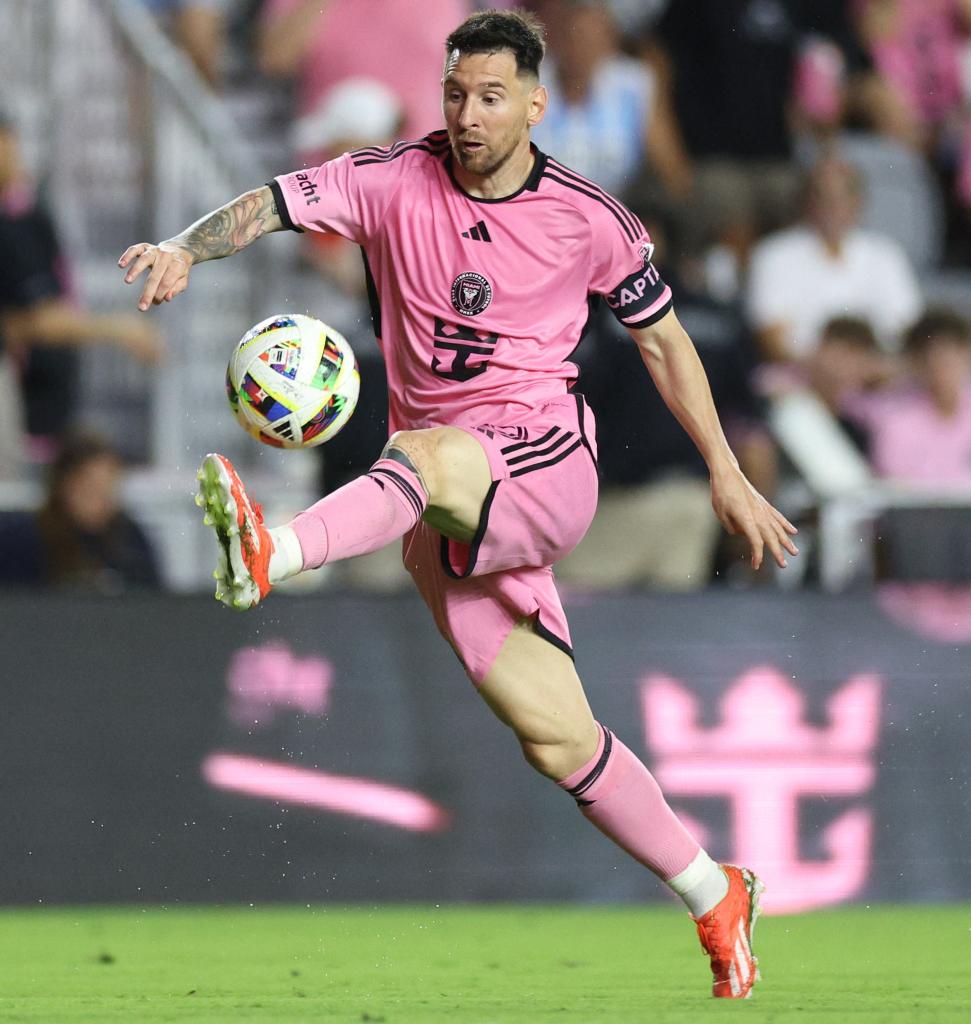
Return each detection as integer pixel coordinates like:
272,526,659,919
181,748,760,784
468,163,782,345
118,186,284,311
628,308,798,570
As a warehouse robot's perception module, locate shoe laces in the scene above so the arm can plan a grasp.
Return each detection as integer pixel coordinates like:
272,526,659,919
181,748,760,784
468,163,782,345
695,916,733,962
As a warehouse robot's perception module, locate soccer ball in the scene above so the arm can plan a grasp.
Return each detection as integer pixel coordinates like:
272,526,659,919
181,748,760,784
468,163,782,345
226,313,359,448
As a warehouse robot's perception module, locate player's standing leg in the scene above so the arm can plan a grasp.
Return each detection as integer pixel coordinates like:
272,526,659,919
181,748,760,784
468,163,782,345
479,621,763,999
195,428,764,998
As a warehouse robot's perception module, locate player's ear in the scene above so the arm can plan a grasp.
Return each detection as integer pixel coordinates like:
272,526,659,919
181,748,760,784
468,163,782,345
526,83,547,128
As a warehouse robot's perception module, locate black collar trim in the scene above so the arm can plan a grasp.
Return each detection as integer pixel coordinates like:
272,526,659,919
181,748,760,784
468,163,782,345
445,145,547,204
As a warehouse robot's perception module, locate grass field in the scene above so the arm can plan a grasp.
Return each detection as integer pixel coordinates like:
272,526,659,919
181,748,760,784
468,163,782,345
0,905,969,1023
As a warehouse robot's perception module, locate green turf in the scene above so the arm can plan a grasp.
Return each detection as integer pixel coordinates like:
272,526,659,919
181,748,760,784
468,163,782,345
0,905,968,1023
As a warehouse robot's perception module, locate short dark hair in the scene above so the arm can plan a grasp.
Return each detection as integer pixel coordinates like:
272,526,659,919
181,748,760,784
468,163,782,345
445,8,546,78
903,307,971,355
819,316,878,351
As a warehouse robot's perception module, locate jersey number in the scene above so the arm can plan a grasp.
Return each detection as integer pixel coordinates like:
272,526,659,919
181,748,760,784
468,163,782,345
431,317,499,382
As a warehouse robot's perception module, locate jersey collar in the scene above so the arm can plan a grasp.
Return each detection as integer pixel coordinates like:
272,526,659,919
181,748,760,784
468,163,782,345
445,143,547,204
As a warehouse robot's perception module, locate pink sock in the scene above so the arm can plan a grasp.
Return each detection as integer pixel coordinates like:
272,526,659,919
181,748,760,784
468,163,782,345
289,456,427,569
558,723,700,880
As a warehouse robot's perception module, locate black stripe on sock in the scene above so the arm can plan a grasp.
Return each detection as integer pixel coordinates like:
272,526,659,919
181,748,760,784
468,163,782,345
369,467,424,521
509,438,582,477
568,725,613,801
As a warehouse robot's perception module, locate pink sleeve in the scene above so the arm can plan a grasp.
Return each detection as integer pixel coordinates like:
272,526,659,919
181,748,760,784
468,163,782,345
587,203,673,329
270,152,396,244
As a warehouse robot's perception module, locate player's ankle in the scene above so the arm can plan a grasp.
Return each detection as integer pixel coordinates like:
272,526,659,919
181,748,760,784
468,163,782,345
268,524,304,584
666,849,730,918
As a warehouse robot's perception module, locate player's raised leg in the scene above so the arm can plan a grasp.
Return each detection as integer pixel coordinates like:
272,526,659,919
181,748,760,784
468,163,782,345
479,621,763,999
195,426,492,609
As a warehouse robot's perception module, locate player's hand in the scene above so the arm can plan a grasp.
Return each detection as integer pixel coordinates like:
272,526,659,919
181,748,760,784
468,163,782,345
710,460,798,570
118,242,193,311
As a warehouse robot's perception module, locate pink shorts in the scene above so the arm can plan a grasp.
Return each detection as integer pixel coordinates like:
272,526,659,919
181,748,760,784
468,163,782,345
403,393,599,684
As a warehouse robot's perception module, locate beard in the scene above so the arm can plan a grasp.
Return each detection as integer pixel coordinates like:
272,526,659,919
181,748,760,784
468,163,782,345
453,133,519,178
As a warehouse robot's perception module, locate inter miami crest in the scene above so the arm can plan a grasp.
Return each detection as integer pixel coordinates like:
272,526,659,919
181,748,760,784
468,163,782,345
451,271,493,317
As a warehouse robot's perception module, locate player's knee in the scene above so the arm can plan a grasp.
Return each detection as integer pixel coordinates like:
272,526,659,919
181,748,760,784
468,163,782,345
382,427,474,507
380,429,439,499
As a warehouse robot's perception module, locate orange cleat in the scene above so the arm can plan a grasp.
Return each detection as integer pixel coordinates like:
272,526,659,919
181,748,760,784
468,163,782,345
693,865,764,999
196,452,273,610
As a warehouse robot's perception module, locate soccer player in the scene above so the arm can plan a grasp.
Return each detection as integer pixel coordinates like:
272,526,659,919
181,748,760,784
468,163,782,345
119,10,797,999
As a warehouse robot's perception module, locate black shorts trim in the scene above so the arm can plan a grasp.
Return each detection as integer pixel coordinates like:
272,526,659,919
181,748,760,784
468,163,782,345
267,179,302,233
532,614,575,663
573,393,596,466
439,480,500,579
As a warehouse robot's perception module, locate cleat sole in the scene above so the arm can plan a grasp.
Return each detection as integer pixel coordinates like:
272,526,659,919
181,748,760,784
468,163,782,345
195,453,264,611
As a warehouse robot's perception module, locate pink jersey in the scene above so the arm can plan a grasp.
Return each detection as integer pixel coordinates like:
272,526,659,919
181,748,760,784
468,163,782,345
271,130,672,433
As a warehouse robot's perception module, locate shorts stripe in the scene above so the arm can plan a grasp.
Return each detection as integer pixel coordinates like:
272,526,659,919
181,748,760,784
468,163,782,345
509,438,582,478
501,427,559,455
505,430,573,466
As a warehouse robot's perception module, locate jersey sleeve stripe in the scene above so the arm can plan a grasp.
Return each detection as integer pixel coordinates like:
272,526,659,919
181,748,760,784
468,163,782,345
350,131,449,161
622,291,673,329
545,157,642,241
541,171,638,243
267,179,303,233
351,139,450,167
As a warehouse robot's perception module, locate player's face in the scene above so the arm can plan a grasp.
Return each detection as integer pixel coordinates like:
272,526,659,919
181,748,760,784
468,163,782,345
443,50,545,179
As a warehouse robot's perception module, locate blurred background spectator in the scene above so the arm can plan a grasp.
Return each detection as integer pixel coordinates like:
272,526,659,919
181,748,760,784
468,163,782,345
641,0,876,285
746,153,922,366
806,316,890,450
0,433,161,591
851,0,971,260
531,0,690,200
140,0,230,87
844,307,971,485
0,113,162,479
256,0,467,144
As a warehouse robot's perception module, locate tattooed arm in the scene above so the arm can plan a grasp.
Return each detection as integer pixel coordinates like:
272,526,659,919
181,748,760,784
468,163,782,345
117,186,283,311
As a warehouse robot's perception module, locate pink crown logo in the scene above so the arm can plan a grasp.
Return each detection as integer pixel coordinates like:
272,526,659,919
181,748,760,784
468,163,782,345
642,666,882,914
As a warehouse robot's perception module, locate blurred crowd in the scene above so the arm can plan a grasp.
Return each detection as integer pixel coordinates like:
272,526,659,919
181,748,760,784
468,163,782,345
2,0,971,597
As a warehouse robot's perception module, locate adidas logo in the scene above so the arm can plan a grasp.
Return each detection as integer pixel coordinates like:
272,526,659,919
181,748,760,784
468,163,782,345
461,220,492,242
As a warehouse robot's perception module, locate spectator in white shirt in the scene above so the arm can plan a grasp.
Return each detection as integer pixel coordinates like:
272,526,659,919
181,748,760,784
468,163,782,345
747,154,922,365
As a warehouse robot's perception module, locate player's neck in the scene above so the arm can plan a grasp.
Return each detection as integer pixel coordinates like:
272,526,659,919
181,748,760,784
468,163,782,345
453,139,536,200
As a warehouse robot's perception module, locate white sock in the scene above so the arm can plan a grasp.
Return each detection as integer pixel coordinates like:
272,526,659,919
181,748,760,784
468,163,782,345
666,849,729,918
267,525,304,584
